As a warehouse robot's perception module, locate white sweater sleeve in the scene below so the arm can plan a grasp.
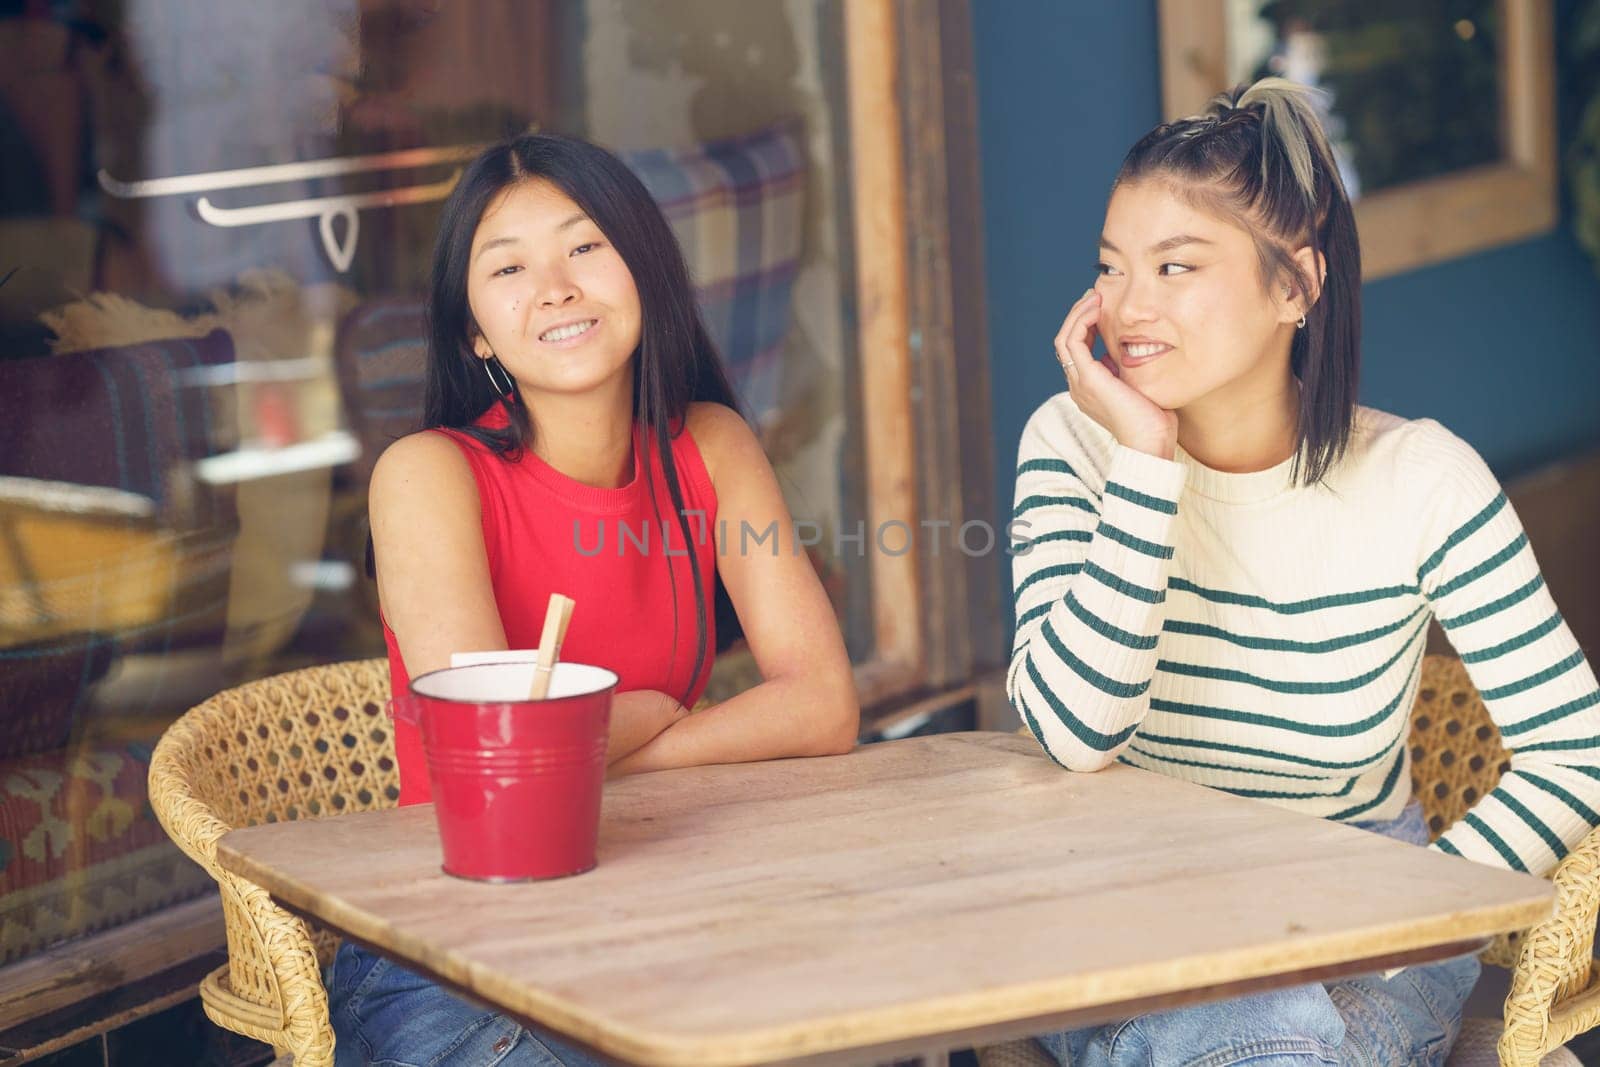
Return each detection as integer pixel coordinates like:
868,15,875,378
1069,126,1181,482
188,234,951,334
1410,423,1600,875
1006,395,1188,770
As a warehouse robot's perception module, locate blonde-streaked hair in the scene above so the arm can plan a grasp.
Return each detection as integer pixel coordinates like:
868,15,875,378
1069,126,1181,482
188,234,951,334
1116,77,1361,486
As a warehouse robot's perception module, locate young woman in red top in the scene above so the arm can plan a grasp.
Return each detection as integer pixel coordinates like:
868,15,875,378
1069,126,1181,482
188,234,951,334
331,132,858,1067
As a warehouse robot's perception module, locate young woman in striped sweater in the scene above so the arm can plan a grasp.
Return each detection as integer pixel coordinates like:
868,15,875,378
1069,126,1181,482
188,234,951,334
1009,78,1600,1065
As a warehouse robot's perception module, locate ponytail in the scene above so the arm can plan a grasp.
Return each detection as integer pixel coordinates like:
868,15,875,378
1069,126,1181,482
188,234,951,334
1227,78,1323,208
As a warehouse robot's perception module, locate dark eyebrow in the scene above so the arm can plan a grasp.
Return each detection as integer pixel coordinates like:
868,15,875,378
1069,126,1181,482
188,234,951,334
1098,234,1216,256
473,235,519,263
1150,234,1213,254
472,214,594,263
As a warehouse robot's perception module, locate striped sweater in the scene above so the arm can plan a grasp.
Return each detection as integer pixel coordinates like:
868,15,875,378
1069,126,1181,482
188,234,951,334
1007,392,1600,876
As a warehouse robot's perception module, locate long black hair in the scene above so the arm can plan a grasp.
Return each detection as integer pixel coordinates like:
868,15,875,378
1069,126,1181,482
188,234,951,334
420,131,742,703
1117,78,1362,485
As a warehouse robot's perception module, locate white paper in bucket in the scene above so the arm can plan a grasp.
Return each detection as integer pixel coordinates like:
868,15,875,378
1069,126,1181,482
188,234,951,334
413,661,618,703
450,649,540,668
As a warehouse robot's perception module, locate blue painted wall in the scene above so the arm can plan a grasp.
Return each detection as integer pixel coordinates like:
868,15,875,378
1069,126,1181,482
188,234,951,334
974,0,1600,555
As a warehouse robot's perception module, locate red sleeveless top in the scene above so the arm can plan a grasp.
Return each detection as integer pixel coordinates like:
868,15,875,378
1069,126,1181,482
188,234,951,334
382,406,719,805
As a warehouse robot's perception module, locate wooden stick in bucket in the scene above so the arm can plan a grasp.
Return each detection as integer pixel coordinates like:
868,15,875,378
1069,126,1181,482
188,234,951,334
527,593,576,700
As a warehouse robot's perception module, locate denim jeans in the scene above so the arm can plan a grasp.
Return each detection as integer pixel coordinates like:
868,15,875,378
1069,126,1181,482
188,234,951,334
327,940,608,1066
1033,801,1481,1066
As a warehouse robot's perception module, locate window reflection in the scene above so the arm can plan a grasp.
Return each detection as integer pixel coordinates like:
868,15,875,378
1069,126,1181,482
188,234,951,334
1228,0,1504,198
0,0,862,966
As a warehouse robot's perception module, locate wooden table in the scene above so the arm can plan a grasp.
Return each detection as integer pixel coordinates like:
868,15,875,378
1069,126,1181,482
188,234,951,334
217,732,1552,1067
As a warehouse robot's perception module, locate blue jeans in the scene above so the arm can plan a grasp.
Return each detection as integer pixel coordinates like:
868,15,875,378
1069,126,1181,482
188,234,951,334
1034,802,1481,1066
327,941,608,1066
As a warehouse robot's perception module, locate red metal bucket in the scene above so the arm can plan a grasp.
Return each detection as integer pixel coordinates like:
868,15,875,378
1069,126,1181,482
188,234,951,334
395,662,617,882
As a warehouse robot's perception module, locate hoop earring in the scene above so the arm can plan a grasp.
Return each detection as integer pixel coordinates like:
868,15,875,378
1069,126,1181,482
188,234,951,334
482,354,514,398
1296,314,1307,330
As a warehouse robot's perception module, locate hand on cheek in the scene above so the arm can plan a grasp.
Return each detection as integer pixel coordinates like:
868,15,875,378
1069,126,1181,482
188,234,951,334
1054,289,1177,459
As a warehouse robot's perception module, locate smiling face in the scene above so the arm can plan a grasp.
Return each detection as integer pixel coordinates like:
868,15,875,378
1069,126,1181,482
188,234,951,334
1094,179,1304,414
466,178,642,398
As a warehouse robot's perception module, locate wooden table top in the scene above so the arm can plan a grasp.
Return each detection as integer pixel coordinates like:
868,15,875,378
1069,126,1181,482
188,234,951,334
218,732,1552,1067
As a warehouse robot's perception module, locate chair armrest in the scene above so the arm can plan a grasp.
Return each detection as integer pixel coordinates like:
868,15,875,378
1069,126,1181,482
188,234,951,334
148,704,330,1049
148,713,237,876
1499,822,1600,1063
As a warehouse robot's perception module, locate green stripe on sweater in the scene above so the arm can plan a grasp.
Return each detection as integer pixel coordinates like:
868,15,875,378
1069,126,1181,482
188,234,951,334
1518,735,1600,754
1213,776,1358,801
1328,747,1406,820
1134,730,1394,770
1085,561,1165,604
1063,590,1161,650
1429,532,1529,600
1014,691,1068,770
1417,494,1507,581
1023,653,1141,752
1490,786,1569,862
1477,649,1586,702
1014,494,1095,519
1016,457,1080,479
1496,690,1600,739
1105,481,1178,515
1095,521,1175,559
1016,603,1051,630
1520,771,1600,826
1436,574,1543,630
1012,529,1093,554
1462,812,1529,871
1461,613,1563,664
1126,743,1348,781
1155,618,1426,695
1040,617,1151,699
1168,577,1418,614
1163,607,1426,654
1149,649,1420,737
1016,562,1083,600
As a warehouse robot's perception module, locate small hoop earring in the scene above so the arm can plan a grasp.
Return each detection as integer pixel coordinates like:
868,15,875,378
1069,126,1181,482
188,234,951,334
482,354,515,398
1296,314,1307,330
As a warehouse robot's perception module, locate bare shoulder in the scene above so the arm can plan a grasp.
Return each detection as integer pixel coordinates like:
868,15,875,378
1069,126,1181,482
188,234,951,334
369,430,479,515
685,401,765,487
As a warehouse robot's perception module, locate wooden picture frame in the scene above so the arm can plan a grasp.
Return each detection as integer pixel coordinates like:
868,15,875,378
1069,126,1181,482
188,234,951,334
1157,0,1557,279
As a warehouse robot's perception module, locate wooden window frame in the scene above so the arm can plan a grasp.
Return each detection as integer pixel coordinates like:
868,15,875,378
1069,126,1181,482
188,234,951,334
842,0,1002,720
1157,0,1558,279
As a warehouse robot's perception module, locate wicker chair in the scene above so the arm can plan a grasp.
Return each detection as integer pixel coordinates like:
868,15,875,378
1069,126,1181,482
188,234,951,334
148,658,399,1067
976,655,1600,1067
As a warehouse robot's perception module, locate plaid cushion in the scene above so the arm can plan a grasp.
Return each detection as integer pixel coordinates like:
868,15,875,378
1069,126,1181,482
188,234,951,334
333,299,429,480
0,330,237,506
628,120,805,427
332,121,806,437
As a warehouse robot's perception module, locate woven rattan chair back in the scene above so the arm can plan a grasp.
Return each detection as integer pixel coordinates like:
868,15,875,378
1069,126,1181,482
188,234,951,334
1409,654,1514,842
1408,654,1528,970
149,658,398,1067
